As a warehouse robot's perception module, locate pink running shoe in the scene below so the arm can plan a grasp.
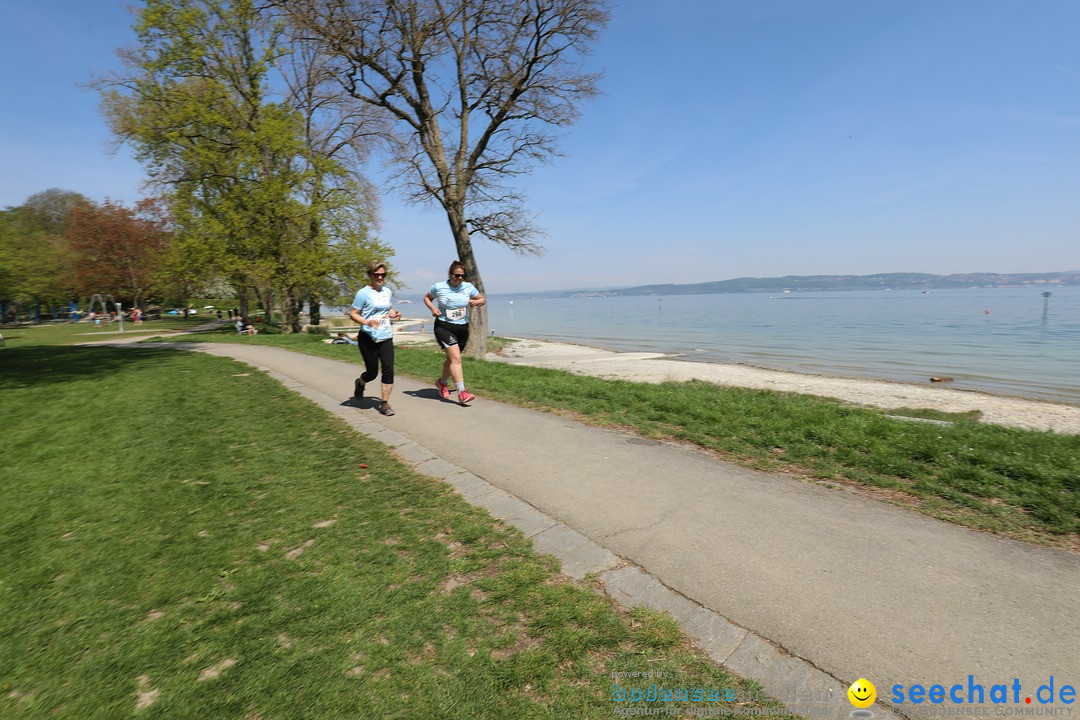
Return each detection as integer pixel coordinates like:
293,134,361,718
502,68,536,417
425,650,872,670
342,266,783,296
436,377,451,400
457,390,475,406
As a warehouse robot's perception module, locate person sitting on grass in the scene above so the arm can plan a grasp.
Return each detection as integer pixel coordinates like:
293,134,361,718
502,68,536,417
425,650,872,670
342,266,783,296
236,317,258,336
326,332,358,345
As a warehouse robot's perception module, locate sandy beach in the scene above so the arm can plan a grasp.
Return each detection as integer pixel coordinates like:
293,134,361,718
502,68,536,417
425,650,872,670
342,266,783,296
488,337,1080,435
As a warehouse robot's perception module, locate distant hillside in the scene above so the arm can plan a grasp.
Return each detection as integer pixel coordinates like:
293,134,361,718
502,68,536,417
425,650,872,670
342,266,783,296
563,272,1080,297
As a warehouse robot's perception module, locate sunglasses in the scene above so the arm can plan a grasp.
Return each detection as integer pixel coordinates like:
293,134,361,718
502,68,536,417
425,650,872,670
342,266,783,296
451,273,466,279
371,272,387,278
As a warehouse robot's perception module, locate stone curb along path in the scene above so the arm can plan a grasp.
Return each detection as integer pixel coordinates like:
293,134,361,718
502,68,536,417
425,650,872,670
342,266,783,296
260,361,860,720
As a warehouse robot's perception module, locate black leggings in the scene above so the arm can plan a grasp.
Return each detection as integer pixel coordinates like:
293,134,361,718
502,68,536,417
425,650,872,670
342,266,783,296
356,333,395,384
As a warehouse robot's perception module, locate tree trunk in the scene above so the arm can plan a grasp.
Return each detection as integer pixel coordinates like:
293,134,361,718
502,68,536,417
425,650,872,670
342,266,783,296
280,288,294,332
256,287,274,325
239,286,251,324
309,295,321,327
447,206,487,357
286,290,303,333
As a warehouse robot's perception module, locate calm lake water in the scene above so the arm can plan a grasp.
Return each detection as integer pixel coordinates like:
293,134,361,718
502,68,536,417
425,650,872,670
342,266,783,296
468,286,1079,404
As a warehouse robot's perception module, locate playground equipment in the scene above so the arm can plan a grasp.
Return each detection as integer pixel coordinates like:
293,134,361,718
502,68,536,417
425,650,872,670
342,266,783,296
87,294,125,333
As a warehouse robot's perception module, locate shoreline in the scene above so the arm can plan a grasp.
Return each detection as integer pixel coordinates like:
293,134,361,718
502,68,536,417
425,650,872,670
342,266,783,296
488,336,1080,435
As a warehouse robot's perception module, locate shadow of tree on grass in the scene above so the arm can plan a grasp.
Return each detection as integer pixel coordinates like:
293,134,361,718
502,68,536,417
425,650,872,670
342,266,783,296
0,346,182,390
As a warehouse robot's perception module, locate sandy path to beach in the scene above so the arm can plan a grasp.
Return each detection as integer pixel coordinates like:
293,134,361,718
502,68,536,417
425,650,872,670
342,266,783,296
489,338,1080,434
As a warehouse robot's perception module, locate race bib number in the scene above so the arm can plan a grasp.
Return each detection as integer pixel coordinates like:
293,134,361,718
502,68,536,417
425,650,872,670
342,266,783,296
377,315,391,330
446,307,467,321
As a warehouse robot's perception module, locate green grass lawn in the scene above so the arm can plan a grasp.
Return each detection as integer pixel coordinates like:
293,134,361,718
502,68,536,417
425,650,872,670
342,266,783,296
0,316,218,348
0,338,798,719
144,326,1079,548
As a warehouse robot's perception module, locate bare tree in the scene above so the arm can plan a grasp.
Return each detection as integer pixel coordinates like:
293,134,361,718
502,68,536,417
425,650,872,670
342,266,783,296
286,0,609,353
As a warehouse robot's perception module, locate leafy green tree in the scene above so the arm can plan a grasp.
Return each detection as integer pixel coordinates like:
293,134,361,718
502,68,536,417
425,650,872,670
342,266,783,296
97,0,385,330
276,28,387,329
0,189,89,321
0,208,19,314
99,0,298,321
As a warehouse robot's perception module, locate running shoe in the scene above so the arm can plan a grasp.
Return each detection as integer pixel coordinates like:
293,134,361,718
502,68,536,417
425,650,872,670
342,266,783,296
354,378,365,398
457,390,475,406
435,377,451,400
378,402,395,416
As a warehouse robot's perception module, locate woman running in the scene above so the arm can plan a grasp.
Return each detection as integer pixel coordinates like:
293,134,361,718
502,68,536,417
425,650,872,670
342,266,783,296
349,260,402,416
424,260,486,405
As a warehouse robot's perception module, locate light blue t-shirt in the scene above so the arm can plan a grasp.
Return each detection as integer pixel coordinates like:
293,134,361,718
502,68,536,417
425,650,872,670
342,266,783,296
428,280,479,325
351,286,394,341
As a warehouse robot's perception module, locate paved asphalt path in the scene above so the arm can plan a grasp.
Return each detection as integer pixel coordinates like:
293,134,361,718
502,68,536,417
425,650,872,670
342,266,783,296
109,336,1080,716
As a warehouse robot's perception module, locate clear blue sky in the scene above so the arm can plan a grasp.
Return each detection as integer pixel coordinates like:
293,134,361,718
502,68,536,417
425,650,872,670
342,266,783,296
2,1,1078,293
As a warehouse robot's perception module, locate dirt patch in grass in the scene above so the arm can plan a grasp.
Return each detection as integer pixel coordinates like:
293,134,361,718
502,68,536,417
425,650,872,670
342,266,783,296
198,658,237,681
491,628,542,660
285,539,315,559
434,532,468,558
255,538,278,552
440,574,473,593
7,690,33,705
407,642,437,665
135,675,159,711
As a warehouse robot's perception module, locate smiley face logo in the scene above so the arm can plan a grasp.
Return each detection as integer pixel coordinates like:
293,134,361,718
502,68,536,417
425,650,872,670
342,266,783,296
848,678,876,709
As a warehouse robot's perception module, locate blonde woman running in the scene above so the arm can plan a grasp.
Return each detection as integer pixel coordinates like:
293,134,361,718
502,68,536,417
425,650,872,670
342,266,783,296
349,260,402,416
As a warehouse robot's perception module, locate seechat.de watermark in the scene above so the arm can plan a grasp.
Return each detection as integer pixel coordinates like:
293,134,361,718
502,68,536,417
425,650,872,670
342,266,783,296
845,676,1075,719
892,677,1075,708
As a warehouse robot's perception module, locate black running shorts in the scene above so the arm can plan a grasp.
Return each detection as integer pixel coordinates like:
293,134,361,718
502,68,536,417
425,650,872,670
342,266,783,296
433,319,469,352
